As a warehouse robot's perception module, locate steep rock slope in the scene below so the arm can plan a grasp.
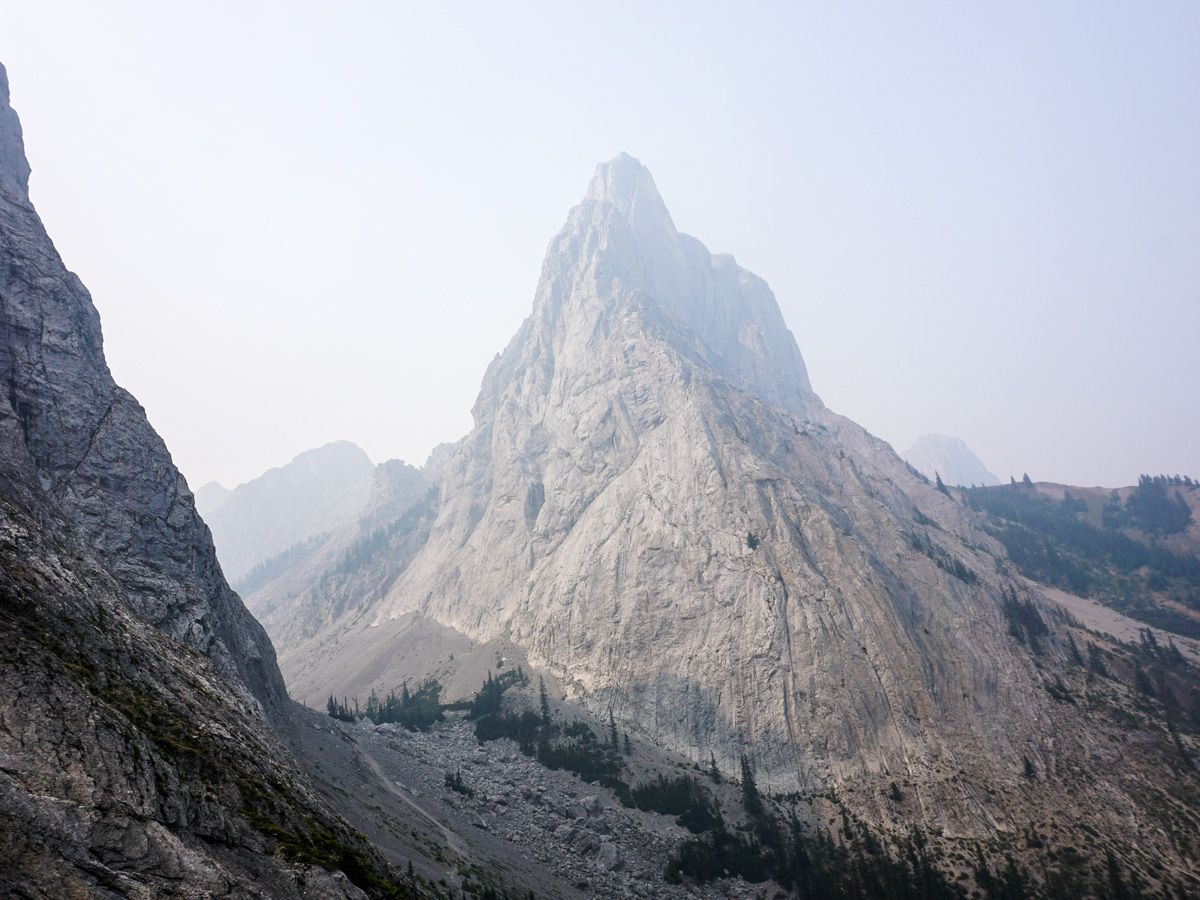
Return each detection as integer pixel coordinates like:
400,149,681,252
965,477,1200,640
904,433,1001,487
292,154,1198,881
202,440,376,585
0,62,416,897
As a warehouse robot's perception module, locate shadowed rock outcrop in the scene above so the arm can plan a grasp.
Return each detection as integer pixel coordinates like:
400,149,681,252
0,61,417,897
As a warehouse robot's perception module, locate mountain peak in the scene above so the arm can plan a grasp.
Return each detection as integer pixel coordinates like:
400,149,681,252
586,152,658,207
0,62,32,199
474,154,816,425
580,152,677,250
904,433,1000,486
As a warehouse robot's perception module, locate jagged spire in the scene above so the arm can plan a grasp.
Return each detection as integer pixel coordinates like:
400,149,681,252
585,153,668,218
0,62,32,200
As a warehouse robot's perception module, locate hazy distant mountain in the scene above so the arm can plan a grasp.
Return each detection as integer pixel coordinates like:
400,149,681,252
273,154,1200,887
239,457,435,648
904,433,1001,486
194,479,231,517
200,440,375,583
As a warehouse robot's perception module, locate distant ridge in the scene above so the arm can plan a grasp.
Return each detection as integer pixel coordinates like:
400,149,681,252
904,433,1001,486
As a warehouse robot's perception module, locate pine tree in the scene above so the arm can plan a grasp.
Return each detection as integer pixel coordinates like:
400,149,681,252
539,676,551,727
1067,633,1085,666
608,707,619,750
1022,472,1033,486
623,732,632,755
740,754,763,818
935,472,950,496
1087,643,1110,680
709,752,721,783
1105,849,1132,900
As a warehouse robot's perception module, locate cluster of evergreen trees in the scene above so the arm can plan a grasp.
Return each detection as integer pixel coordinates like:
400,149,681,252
1119,476,1194,535
665,757,1166,898
324,679,444,731
963,483,1200,638
231,533,327,596
666,758,969,897
444,768,473,798
906,530,978,584
467,667,529,718
628,773,723,833
999,587,1050,653
327,486,439,580
465,673,629,793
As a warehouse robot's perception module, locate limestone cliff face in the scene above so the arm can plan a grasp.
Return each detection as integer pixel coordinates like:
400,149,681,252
0,62,410,896
312,155,1197,862
375,156,1030,783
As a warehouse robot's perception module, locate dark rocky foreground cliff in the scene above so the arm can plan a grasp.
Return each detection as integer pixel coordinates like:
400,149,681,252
0,61,426,898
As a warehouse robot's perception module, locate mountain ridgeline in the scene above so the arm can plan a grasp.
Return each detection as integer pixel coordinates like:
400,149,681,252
252,155,1200,892
197,440,377,584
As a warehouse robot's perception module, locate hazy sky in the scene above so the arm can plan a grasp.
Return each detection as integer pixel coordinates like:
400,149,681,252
2,2,1197,489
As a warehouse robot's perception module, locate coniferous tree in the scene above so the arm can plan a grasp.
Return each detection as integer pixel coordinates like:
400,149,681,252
1087,642,1111,681
936,472,950,496
1105,849,1132,900
740,754,763,818
609,707,619,750
709,752,722,783
539,676,551,727
1067,633,1085,666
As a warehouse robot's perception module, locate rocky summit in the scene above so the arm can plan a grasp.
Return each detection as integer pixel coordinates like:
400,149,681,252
278,153,1200,892
903,434,1001,488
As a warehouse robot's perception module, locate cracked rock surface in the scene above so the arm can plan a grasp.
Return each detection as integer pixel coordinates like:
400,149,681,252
0,61,418,898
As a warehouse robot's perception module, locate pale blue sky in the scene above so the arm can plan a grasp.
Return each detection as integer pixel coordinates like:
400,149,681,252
2,2,1197,488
